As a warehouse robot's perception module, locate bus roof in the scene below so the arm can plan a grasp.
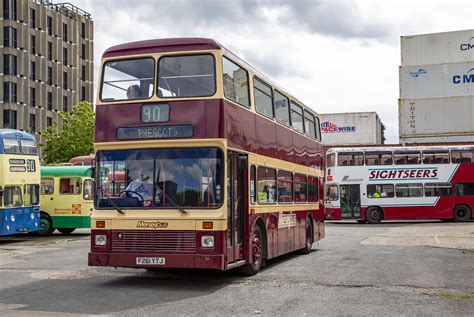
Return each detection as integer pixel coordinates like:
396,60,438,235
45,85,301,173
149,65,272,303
103,37,222,58
327,145,474,154
41,166,92,177
0,129,36,141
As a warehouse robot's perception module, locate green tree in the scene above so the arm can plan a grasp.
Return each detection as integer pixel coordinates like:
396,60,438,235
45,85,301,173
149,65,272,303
42,101,94,164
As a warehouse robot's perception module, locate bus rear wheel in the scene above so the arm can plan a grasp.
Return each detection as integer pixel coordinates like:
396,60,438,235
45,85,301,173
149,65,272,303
299,219,313,254
57,228,76,235
38,213,54,236
453,205,471,222
239,226,264,276
365,207,383,224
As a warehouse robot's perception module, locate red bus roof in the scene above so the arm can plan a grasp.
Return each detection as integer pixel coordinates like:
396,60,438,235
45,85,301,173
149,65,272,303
103,38,223,58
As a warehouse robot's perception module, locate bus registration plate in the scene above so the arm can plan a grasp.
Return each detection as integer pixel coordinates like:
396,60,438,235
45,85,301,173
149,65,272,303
136,257,165,265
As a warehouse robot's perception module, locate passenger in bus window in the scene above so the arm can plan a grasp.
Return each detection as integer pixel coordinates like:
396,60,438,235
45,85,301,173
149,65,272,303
126,85,142,99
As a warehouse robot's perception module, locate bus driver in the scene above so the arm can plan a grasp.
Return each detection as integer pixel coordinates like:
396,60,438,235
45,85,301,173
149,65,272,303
124,170,153,200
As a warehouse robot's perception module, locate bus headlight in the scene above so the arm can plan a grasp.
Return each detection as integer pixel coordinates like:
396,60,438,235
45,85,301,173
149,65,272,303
30,213,35,220
201,236,214,248
95,234,107,246
6,225,10,231
10,215,15,222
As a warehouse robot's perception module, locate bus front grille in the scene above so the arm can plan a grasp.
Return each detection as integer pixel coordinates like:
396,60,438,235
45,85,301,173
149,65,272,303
111,230,196,253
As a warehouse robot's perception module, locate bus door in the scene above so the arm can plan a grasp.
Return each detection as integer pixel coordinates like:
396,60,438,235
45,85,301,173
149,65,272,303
226,152,247,264
340,185,361,219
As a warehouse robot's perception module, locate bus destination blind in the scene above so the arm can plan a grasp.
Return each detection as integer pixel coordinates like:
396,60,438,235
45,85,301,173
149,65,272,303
116,125,193,140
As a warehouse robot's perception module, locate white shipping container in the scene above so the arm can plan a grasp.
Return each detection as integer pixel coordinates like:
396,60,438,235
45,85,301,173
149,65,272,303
400,62,474,99
399,96,474,139
320,112,384,146
401,29,474,66
400,134,474,145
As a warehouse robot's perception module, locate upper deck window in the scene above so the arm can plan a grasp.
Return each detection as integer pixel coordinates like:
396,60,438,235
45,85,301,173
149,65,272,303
304,111,317,140
327,153,335,167
254,77,273,119
21,139,38,155
101,58,155,102
338,152,364,166
422,150,449,164
3,138,20,154
222,57,249,107
290,102,304,133
365,151,393,165
451,150,474,164
157,54,215,98
274,90,290,127
394,151,421,165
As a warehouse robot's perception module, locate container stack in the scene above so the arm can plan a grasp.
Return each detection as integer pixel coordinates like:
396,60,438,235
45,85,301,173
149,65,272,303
399,29,474,144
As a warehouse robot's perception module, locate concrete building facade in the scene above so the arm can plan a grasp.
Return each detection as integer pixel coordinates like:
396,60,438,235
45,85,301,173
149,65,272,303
0,0,93,145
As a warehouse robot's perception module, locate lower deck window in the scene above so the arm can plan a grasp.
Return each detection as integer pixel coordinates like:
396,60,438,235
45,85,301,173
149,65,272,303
257,167,276,204
424,183,451,197
60,178,82,194
395,183,423,197
325,185,338,201
454,183,474,196
24,184,39,205
3,186,22,207
367,184,394,198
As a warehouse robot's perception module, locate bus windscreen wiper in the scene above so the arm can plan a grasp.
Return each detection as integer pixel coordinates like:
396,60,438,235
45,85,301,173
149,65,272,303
157,169,187,214
99,186,124,214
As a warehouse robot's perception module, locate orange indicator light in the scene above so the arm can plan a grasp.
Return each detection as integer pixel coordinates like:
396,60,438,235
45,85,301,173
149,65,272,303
202,221,213,229
96,221,105,228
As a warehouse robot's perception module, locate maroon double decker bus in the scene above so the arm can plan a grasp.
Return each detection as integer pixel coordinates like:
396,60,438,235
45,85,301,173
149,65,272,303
89,38,325,275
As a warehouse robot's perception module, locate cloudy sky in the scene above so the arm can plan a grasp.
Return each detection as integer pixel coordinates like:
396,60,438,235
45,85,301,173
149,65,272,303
74,0,473,143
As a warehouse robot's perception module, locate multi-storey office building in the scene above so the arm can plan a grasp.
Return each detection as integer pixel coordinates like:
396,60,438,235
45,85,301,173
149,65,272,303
0,0,93,146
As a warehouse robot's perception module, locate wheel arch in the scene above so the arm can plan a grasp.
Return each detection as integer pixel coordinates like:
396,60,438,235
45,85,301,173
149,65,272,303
254,217,267,260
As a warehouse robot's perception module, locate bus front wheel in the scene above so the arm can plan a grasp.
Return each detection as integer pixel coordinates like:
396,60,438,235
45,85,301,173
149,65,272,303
39,213,54,236
453,205,471,222
57,228,76,235
239,226,264,276
365,207,383,224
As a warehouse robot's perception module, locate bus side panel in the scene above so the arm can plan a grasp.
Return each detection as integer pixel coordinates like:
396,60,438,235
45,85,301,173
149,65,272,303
251,208,323,261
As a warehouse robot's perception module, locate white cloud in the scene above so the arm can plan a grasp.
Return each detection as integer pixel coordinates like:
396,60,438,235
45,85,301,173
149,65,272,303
74,0,474,143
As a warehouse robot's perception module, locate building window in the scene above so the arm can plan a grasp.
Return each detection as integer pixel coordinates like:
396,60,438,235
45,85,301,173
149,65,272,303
3,109,17,129
47,16,52,36
30,35,36,54
63,47,68,65
63,72,68,89
29,113,36,132
3,82,17,103
3,54,17,75
81,65,86,80
47,66,53,85
81,86,86,101
47,116,52,127
29,8,36,28
81,22,86,38
81,44,86,60
30,87,36,107
3,0,17,20
29,61,36,80
3,26,17,48
63,95,68,112
47,91,53,110
47,41,52,61
62,23,68,41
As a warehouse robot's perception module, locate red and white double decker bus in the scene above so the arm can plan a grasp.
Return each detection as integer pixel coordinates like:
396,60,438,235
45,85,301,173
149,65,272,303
88,38,325,275
324,146,474,223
